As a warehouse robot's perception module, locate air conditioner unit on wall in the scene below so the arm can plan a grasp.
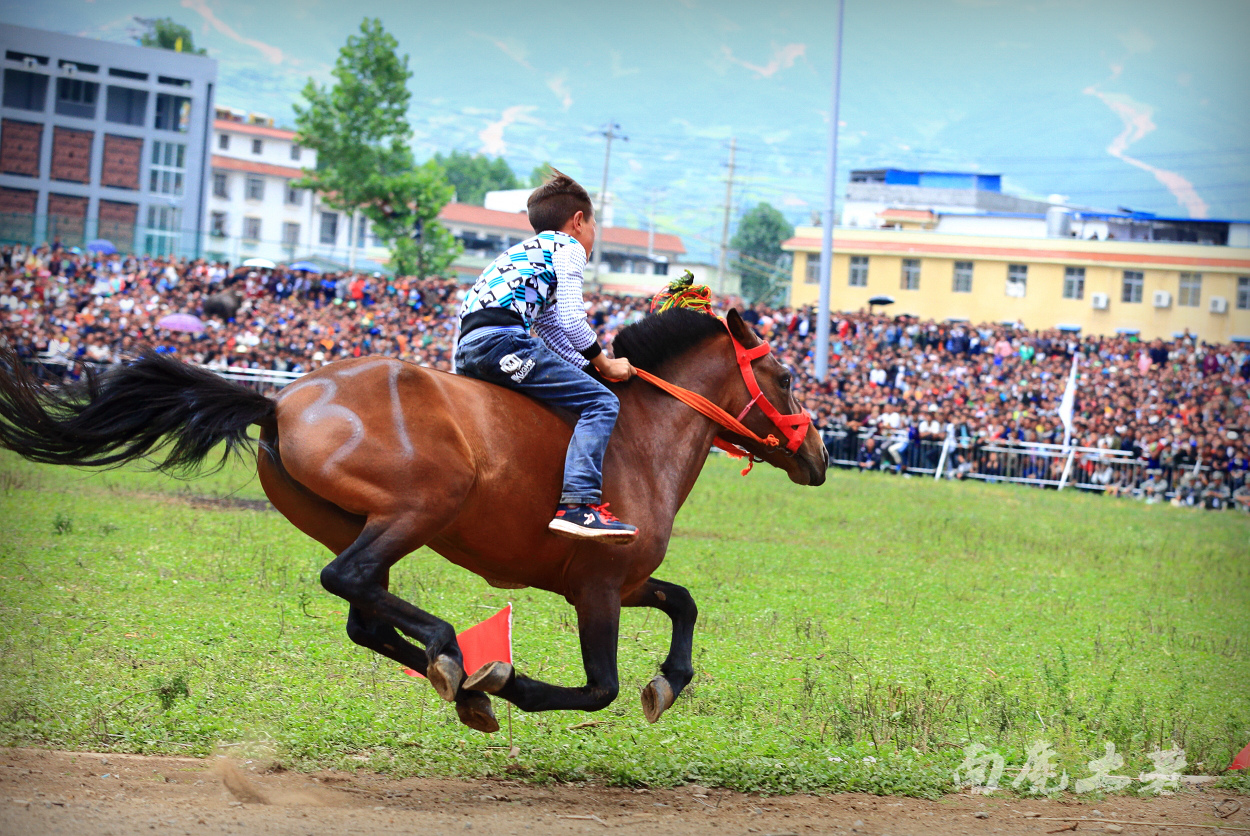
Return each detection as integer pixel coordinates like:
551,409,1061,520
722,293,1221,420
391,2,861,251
1005,281,1025,298
1210,296,1229,314
1091,292,1109,309
1153,290,1172,308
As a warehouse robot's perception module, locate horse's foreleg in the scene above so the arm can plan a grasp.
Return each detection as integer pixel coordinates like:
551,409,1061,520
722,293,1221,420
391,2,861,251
623,577,698,723
465,589,622,714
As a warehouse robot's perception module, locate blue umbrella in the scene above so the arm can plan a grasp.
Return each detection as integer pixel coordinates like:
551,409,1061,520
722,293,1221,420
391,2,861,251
288,260,322,273
86,239,117,254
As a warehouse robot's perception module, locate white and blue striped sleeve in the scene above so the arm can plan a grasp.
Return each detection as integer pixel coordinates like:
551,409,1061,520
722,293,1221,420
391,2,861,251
550,242,601,361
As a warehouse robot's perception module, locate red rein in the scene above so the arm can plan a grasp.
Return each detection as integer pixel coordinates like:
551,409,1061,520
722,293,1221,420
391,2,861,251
632,323,811,475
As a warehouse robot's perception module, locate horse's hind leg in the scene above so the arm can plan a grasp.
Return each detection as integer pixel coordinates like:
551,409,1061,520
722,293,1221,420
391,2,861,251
465,588,622,714
623,578,698,723
344,604,498,734
319,519,474,708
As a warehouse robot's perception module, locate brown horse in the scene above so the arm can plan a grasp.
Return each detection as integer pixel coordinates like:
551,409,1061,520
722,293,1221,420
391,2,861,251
0,307,827,733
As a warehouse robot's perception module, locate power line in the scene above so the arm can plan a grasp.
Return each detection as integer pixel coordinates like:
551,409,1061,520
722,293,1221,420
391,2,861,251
716,138,737,295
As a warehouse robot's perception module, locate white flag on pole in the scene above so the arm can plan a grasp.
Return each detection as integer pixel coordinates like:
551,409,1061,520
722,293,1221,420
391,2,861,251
1058,354,1079,445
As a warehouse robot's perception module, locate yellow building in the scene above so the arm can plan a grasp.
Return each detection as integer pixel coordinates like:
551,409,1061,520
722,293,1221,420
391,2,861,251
784,226,1250,343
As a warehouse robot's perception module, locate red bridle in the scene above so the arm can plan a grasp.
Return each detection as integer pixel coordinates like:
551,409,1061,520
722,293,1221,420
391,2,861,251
632,321,812,472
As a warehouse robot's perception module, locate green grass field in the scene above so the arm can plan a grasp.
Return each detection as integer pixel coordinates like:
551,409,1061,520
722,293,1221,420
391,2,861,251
1,450,1247,797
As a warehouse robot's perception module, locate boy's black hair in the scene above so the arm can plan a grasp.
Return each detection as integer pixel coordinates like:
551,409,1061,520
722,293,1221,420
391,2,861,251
527,168,595,233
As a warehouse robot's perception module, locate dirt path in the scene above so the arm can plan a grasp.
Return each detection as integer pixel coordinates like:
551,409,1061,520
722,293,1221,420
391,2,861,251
0,749,1242,836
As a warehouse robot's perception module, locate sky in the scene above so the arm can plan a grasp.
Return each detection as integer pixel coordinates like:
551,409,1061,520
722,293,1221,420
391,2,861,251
8,0,1250,261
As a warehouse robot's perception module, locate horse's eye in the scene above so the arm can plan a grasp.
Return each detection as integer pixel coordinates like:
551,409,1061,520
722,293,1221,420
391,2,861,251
780,374,792,390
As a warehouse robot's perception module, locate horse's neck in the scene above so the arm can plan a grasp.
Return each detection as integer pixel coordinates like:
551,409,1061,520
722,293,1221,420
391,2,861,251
616,354,734,516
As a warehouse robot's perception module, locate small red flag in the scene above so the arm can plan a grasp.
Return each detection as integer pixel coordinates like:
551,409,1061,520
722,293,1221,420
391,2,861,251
404,604,513,680
1231,741,1250,771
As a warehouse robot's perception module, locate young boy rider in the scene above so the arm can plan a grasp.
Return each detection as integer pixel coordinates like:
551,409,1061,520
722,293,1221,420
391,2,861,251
454,170,638,543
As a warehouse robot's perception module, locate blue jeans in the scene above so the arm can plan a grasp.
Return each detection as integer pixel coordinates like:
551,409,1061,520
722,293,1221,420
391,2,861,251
454,328,619,505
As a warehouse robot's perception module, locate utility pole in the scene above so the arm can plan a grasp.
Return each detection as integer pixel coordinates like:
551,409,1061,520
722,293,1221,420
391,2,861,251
716,137,737,295
814,0,845,382
591,121,626,286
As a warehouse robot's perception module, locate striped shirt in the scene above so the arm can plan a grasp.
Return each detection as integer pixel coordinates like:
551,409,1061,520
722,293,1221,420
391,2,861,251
458,230,598,367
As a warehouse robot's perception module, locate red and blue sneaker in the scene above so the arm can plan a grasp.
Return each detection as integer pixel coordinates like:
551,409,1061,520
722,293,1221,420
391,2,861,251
548,502,638,543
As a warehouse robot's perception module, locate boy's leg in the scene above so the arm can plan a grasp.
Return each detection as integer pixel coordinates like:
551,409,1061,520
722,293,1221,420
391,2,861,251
454,330,622,510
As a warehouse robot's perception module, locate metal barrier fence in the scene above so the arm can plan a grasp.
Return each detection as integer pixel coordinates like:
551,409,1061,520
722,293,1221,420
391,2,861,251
820,427,1226,500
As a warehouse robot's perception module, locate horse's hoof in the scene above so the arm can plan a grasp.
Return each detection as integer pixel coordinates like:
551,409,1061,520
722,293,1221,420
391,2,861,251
640,675,675,724
455,691,500,734
426,654,464,702
463,661,513,694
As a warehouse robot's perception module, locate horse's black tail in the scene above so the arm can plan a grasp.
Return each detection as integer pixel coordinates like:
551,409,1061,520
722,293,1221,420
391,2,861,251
0,348,276,476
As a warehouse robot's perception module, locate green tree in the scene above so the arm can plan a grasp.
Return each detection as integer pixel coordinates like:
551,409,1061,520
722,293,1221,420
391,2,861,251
294,18,458,276
529,163,553,187
135,17,207,55
433,151,520,205
368,161,462,278
731,202,794,305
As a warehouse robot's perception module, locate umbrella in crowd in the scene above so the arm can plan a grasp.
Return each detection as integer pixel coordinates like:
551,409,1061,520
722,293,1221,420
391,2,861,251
156,313,206,333
242,257,276,269
86,239,116,255
287,261,322,273
868,295,895,307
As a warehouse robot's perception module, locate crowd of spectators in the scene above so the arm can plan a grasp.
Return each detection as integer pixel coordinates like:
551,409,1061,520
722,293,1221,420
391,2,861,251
3,242,1248,511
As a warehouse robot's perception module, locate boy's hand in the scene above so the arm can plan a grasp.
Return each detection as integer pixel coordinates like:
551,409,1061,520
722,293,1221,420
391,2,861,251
593,355,634,382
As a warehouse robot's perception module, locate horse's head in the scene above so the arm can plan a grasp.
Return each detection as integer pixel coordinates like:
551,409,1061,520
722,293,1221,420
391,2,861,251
721,309,828,487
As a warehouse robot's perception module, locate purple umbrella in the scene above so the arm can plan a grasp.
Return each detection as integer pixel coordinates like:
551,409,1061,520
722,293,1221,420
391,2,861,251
157,313,206,333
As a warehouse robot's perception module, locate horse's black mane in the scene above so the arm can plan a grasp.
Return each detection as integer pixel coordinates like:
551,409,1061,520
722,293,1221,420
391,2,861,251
611,307,726,373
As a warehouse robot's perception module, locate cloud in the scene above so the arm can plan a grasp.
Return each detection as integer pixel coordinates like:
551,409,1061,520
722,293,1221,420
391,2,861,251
782,194,809,208
472,33,533,71
547,73,573,110
1117,26,1155,55
1083,84,1208,218
609,51,639,78
761,129,791,145
721,42,806,78
479,105,539,156
627,158,643,173
180,0,283,64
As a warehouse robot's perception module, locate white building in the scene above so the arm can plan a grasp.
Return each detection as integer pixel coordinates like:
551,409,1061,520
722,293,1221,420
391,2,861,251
203,107,380,267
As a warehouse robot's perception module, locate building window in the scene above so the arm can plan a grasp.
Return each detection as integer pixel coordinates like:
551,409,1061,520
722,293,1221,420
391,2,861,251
848,255,868,287
2,69,49,111
1238,277,1250,310
1063,266,1085,300
210,211,227,236
284,181,302,206
282,222,300,246
148,140,186,196
144,205,181,256
1178,272,1202,307
900,258,920,290
245,176,264,201
212,171,228,199
104,85,146,126
251,138,263,154
319,211,338,245
54,77,98,119
218,133,229,150
356,214,368,246
1122,270,1144,304
654,261,668,276
290,143,301,161
805,255,819,284
243,217,261,241
1007,263,1027,293
952,261,973,293
153,93,190,132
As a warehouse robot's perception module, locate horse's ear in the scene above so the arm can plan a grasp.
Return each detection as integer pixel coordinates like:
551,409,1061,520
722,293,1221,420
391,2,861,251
725,308,762,348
